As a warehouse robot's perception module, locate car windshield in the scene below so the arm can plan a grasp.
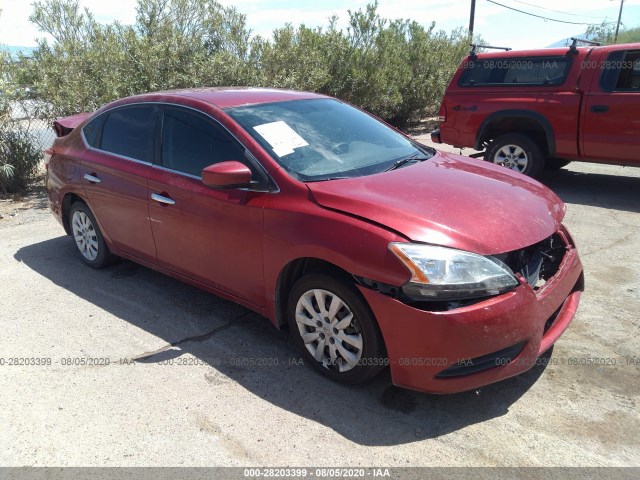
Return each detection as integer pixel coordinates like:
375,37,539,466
227,98,433,181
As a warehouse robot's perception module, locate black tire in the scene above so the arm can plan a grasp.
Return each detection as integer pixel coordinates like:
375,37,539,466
287,273,387,384
68,202,115,269
485,133,545,178
545,158,571,170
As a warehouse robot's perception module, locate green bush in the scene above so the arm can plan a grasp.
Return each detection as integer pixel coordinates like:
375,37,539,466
0,126,43,194
11,0,473,128
248,4,471,126
585,23,640,45
14,0,256,119
0,50,42,194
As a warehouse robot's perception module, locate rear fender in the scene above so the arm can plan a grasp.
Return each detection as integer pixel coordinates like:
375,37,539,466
475,110,556,156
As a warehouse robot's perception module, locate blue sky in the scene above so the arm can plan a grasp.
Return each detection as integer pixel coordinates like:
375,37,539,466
1,0,639,51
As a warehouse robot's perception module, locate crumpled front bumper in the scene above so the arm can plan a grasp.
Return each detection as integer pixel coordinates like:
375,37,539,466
359,240,584,394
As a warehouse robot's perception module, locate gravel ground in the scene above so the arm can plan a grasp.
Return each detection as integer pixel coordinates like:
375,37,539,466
0,141,638,468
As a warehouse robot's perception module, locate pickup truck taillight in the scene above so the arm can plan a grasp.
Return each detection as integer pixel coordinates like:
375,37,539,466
438,103,447,123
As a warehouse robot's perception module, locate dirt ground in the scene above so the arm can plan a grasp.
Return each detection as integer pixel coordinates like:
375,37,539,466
0,142,638,468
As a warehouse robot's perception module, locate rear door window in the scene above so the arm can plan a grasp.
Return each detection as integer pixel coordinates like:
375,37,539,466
459,56,570,87
99,105,158,163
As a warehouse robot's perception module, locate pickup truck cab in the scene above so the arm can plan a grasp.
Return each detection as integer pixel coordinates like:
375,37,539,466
432,42,640,177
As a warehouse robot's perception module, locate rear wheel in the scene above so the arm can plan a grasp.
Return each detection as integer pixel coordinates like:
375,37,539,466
287,273,387,384
485,133,545,178
69,202,115,269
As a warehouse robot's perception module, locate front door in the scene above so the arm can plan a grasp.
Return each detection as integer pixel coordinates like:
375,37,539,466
582,49,640,164
147,106,266,305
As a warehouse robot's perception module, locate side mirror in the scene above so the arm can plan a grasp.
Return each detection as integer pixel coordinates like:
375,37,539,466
201,161,252,188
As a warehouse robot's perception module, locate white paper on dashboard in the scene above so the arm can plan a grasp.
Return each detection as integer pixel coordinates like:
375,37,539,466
253,121,309,157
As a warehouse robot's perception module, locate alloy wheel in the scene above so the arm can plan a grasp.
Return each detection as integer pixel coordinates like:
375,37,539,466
493,144,529,173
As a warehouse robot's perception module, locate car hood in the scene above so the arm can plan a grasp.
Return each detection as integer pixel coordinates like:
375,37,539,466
306,152,565,255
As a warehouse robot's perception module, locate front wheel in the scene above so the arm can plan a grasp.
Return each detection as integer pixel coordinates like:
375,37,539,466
287,273,387,384
485,133,545,178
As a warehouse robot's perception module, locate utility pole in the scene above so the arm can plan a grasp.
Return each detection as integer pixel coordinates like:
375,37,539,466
614,0,624,44
469,0,476,40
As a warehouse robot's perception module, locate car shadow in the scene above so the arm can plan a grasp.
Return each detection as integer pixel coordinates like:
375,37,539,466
539,167,640,213
15,236,552,446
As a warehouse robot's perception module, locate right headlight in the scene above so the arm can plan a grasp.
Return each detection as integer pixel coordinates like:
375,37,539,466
389,242,519,301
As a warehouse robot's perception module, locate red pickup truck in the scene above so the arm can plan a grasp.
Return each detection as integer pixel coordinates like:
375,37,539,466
431,41,640,177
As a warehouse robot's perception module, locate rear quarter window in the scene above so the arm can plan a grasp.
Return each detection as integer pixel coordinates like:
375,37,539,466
459,56,571,87
81,114,105,147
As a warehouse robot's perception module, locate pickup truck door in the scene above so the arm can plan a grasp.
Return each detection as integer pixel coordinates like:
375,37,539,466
581,49,640,164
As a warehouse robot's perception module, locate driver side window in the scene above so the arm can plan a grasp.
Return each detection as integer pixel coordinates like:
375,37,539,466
615,50,640,91
600,50,640,92
161,107,245,177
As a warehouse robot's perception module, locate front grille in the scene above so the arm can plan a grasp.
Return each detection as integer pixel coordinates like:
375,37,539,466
436,342,526,378
494,233,567,289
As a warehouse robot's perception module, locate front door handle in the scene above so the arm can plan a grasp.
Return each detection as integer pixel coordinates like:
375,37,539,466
151,193,176,205
83,173,101,183
590,105,609,113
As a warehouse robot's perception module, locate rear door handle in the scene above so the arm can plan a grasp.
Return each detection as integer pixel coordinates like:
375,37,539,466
590,105,609,113
151,193,176,205
83,173,101,183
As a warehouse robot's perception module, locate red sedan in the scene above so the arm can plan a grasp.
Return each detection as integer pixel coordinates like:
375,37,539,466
46,88,583,393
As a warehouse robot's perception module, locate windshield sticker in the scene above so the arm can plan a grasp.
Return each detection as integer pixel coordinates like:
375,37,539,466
253,121,309,157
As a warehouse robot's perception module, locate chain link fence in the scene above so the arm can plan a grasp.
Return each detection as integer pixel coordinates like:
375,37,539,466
0,93,57,193
8,99,57,157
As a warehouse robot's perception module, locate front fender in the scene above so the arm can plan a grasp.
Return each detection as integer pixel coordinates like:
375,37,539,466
261,197,410,325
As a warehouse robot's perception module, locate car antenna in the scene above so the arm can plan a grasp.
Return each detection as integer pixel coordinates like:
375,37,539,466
469,44,512,60
568,37,601,55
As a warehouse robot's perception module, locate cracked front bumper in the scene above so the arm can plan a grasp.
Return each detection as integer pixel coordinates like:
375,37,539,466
358,245,584,394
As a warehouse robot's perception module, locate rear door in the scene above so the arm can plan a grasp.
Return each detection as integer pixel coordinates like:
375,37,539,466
147,105,266,305
581,48,640,164
80,104,159,262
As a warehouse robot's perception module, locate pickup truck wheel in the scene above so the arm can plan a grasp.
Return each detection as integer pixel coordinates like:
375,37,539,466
545,158,571,170
485,133,544,178
287,273,387,384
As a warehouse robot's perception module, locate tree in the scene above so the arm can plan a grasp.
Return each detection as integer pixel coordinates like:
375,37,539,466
19,0,253,117
617,26,640,44
15,0,473,126
586,22,640,45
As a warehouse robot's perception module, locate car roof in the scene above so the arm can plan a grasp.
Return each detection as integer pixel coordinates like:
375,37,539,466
129,87,329,109
470,42,640,59
471,47,581,58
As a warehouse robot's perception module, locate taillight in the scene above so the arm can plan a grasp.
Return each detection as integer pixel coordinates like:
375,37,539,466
43,148,54,171
438,103,447,123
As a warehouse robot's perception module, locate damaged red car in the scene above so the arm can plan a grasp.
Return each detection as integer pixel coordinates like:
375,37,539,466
46,88,584,393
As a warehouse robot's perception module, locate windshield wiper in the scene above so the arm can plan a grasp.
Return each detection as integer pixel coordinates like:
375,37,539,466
305,176,351,183
384,152,430,172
